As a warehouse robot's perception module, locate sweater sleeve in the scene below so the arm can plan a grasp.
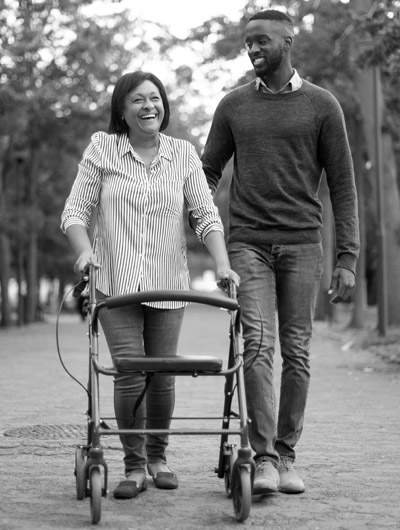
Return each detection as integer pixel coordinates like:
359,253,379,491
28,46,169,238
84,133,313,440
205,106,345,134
316,92,360,273
201,96,236,195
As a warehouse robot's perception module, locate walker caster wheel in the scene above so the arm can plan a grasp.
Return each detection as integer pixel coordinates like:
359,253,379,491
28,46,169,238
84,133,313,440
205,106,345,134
89,466,102,525
231,465,251,522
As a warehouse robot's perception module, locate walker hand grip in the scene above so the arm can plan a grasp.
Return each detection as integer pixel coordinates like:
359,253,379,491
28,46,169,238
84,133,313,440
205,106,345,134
104,290,238,311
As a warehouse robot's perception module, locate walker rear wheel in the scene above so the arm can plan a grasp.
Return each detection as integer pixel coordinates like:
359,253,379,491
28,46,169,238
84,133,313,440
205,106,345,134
89,466,102,525
231,465,251,522
75,446,87,500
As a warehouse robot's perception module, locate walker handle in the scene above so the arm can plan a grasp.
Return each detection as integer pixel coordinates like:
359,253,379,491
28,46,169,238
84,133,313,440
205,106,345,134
104,290,238,311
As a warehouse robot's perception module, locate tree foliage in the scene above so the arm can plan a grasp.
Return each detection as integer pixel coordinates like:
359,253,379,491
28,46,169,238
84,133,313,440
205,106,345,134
184,0,400,325
1,0,400,327
0,0,194,324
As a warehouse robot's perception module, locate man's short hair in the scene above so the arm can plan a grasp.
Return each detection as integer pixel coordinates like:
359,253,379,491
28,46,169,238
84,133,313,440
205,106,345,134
248,9,294,33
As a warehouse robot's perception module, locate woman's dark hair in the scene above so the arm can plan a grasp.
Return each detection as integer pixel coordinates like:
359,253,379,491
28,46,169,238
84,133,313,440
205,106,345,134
108,71,170,134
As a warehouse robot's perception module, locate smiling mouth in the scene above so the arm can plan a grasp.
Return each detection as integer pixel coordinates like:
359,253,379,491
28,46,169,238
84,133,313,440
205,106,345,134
253,57,266,66
140,114,157,120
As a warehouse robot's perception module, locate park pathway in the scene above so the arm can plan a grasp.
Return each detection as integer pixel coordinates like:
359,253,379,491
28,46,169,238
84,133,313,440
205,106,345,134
1,304,399,530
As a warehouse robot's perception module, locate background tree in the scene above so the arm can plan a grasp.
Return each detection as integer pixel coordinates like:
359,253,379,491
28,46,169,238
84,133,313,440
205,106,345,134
1,0,400,331
186,0,400,329
350,0,400,329
0,0,192,325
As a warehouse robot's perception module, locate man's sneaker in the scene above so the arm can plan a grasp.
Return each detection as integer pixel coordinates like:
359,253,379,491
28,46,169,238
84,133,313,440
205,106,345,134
277,457,305,494
252,458,279,495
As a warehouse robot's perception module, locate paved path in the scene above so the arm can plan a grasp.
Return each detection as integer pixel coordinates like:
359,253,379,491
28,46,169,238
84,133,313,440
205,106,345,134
1,304,399,530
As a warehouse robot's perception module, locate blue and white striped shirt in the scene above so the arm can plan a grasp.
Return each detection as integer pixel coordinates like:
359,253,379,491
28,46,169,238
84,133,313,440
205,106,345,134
61,132,224,308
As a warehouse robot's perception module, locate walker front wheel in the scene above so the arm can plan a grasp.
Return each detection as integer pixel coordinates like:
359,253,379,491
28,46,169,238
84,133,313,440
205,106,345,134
231,465,251,522
89,466,102,525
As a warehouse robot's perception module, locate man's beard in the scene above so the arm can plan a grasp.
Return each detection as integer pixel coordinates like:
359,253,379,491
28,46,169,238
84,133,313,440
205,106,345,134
254,49,284,77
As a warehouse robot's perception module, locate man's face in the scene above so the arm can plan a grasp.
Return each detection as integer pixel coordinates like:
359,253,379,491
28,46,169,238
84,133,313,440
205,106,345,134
245,19,288,78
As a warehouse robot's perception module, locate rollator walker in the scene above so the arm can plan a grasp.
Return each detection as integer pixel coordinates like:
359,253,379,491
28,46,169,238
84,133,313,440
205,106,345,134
72,265,255,524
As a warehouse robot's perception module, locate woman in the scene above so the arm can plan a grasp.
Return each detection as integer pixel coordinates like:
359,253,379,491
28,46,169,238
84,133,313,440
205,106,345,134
61,71,239,500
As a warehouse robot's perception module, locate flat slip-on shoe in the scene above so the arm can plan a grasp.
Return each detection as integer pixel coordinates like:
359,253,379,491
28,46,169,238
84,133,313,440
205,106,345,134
113,478,148,499
147,465,178,490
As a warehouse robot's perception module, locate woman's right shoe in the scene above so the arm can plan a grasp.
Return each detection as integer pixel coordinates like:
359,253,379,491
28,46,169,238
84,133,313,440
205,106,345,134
147,463,178,490
113,476,148,499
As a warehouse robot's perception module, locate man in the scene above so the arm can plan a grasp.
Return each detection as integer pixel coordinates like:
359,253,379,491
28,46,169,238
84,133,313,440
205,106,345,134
202,10,359,495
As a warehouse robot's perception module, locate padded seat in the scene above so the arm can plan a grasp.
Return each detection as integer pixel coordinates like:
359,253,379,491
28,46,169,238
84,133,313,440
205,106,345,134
115,355,223,373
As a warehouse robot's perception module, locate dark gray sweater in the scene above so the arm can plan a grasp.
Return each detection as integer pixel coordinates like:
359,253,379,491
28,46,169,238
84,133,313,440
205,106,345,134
202,79,360,273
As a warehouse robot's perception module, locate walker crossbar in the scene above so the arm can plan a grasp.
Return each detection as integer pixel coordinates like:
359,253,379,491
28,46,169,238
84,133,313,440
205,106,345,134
97,427,244,436
103,289,238,311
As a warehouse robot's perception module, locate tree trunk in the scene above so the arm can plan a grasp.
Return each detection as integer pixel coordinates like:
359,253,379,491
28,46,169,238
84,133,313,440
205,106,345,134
350,0,400,332
349,118,367,328
382,133,400,325
0,233,12,327
26,147,40,323
0,136,12,327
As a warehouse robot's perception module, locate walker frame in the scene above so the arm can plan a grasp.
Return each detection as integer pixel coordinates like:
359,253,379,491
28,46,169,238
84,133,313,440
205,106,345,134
72,265,255,524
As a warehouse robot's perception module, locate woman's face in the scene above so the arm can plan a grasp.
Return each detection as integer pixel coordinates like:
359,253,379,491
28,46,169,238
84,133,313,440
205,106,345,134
122,80,165,138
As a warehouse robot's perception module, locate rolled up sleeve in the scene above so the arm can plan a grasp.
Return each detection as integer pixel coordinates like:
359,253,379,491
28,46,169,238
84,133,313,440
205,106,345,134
61,135,103,233
184,145,224,244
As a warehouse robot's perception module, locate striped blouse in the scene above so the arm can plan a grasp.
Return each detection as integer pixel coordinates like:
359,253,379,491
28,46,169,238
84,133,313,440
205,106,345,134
61,131,224,308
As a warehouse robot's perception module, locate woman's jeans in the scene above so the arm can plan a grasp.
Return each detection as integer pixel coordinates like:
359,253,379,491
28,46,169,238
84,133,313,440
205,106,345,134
229,242,323,465
97,292,184,474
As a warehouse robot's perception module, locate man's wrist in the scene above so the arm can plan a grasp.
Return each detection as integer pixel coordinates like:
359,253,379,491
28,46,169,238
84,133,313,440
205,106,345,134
336,254,357,275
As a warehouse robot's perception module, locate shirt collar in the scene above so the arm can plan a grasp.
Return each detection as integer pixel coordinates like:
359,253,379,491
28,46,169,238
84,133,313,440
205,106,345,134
255,69,302,94
117,132,172,161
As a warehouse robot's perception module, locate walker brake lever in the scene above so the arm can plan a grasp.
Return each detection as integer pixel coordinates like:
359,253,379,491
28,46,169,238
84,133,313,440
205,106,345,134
72,273,89,299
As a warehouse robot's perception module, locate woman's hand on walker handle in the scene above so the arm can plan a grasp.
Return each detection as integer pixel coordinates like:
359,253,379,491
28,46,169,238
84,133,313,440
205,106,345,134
74,250,100,275
216,267,240,289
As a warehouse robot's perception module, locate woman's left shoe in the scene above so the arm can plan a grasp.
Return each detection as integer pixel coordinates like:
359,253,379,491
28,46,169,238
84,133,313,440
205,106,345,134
113,478,148,499
147,462,178,490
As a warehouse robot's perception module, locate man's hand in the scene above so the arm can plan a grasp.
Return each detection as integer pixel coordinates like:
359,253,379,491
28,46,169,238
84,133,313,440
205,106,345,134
328,266,355,303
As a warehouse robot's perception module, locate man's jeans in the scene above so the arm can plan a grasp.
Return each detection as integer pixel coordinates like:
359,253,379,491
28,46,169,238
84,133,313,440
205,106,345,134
229,242,323,464
97,291,184,474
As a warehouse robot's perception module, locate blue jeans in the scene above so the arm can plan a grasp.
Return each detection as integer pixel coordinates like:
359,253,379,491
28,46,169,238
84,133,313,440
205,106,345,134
228,242,323,465
97,292,184,474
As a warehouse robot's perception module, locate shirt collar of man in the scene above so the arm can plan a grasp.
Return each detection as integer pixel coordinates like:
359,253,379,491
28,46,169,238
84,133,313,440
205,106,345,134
117,132,173,161
255,69,302,94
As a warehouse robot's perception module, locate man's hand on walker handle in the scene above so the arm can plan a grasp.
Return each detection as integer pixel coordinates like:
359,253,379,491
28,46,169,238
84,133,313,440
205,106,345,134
328,266,355,304
74,250,101,275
